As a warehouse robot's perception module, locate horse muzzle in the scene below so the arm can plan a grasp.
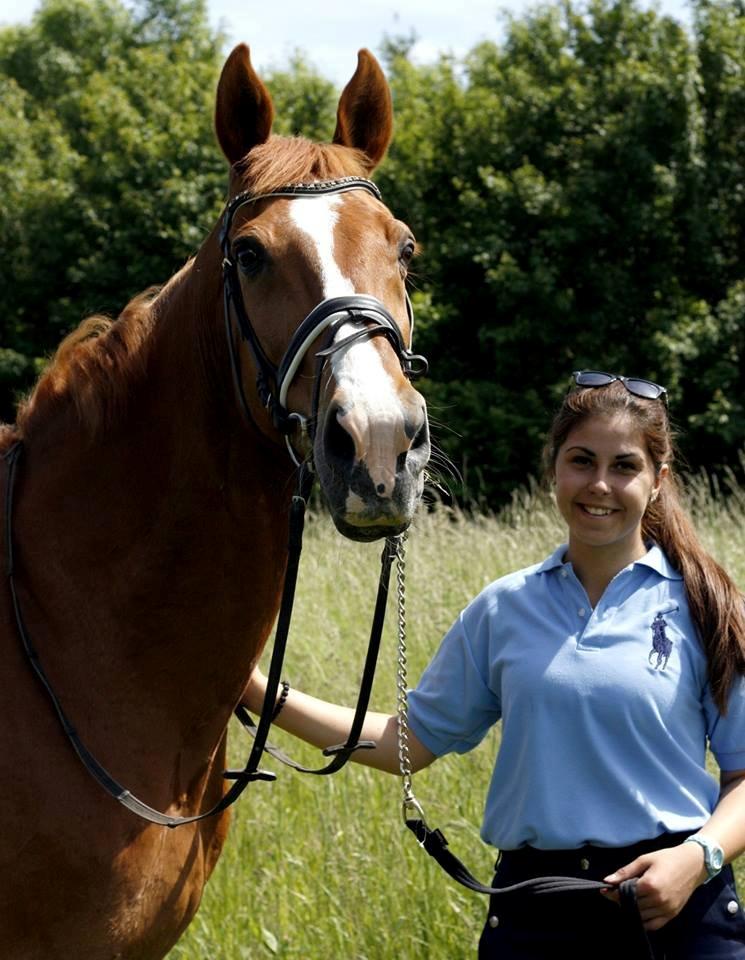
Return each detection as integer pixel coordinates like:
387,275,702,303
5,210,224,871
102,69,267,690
315,395,430,542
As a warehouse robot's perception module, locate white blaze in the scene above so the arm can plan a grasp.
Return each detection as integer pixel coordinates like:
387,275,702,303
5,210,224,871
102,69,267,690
289,196,354,298
289,195,406,503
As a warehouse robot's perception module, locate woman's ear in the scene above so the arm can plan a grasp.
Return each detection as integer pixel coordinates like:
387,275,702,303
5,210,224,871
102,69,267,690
650,462,669,502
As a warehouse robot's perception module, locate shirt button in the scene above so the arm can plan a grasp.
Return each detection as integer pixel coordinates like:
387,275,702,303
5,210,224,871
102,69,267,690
561,569,569,578
578,607,586,617
727,900,740,916
580,858,590,871
488,915,500,928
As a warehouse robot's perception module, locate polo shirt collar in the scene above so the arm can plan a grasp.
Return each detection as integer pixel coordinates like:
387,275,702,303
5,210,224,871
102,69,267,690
536,542,682,580
536,544,569,574
635,542,683,580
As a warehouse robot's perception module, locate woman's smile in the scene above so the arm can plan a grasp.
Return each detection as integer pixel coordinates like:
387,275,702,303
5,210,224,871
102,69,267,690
553,412,666,565
576,503,618,517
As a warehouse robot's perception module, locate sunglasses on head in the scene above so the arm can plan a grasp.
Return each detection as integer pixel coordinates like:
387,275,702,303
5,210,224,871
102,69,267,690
572,370,668,404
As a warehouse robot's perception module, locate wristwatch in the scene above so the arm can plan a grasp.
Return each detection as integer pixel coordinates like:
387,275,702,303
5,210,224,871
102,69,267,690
684,834,725,882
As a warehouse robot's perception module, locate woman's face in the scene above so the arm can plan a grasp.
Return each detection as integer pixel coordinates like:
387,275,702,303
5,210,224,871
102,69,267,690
553,413,666,560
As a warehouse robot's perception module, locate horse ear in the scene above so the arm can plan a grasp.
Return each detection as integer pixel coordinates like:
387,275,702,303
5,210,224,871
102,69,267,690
333,49,393,171
215,44,274,166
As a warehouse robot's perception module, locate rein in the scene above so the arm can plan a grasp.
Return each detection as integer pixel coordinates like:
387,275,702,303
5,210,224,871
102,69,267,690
3,176,425,828
392,537,654,958
2,445,396,825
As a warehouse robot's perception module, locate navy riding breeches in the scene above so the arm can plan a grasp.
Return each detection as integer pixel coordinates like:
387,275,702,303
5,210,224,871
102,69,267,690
478,835,745,960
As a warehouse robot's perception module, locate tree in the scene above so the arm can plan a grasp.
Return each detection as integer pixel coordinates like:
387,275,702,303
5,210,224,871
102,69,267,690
378,0,745,504
0,0,225,420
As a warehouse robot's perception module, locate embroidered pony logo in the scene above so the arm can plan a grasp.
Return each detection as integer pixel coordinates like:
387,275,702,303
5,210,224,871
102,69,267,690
648,611,674,670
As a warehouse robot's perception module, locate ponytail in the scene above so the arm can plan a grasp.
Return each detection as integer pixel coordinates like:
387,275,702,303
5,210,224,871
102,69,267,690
643,478,745,713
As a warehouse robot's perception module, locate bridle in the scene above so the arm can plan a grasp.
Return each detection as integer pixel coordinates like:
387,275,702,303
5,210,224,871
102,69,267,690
220,175,427,464
3,175,428,828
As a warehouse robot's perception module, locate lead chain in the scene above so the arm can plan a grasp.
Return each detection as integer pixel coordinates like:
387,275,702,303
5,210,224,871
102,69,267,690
394,533,427,825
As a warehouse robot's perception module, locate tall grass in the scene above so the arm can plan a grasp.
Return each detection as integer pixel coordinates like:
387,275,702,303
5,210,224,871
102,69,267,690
168,481,745,959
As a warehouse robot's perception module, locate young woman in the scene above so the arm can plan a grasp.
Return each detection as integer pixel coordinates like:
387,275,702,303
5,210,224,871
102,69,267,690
243,372,745,959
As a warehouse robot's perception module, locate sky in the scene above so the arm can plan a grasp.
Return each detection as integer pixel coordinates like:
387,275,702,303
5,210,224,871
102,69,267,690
0,0,693,84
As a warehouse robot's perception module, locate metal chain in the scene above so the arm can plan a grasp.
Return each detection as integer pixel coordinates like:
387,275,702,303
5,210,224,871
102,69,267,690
394,532,428,826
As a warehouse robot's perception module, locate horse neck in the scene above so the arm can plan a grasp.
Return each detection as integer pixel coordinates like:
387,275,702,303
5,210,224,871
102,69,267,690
13,257,299,755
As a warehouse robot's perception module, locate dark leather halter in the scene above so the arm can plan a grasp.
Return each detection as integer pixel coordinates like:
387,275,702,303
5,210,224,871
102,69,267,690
220,176,427,463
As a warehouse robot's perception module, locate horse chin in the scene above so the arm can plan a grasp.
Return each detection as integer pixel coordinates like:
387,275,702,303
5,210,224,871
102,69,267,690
330,514,410,543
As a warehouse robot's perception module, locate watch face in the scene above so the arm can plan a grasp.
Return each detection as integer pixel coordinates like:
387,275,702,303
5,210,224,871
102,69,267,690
711,846,725,871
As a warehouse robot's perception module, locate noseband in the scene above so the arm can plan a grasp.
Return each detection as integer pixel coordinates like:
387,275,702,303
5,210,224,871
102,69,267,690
220,176,428,463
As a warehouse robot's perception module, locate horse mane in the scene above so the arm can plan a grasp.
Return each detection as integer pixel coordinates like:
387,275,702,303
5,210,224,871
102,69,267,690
12,285,163,444
236,136,370,194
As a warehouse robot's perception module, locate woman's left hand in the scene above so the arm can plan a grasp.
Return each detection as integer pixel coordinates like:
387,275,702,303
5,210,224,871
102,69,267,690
600,843,708,930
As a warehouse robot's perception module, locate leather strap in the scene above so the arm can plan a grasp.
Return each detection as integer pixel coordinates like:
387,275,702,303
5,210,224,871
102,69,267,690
406,817,654,958
234,535,399,775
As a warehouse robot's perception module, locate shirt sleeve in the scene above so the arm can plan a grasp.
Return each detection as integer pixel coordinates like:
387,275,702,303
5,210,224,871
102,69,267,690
407,596,501,757
704,674,745,771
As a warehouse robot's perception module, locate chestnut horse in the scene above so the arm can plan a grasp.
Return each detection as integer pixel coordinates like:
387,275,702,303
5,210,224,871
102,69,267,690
0,45,429,959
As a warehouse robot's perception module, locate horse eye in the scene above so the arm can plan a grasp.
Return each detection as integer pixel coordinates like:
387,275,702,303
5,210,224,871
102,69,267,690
399,239,416,267
234,238,265,276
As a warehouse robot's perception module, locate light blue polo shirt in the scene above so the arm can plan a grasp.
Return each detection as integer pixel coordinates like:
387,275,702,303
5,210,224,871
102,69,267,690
408,544,745,850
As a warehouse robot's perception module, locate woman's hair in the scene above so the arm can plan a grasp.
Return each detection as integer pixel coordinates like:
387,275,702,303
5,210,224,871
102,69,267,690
543,380,745,713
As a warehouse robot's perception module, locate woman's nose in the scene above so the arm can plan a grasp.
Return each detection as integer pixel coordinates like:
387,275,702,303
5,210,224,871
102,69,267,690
588,472,611,495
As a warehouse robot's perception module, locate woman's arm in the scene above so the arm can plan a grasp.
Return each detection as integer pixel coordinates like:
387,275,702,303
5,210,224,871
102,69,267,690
242,668,437,776
602,769,745,930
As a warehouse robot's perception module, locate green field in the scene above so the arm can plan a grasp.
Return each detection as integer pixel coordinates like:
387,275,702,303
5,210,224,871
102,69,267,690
168,482,745,959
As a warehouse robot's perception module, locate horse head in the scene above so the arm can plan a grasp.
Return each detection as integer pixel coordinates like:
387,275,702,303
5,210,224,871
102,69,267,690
214,45,430,542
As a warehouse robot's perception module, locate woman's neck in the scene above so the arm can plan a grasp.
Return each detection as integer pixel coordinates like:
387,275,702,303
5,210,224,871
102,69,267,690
566,535,648,607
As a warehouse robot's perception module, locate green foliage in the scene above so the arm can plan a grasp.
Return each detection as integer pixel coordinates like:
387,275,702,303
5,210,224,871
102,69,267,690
2,0,744,504
0,0,225,419
377,0,745,503
263,51,338,140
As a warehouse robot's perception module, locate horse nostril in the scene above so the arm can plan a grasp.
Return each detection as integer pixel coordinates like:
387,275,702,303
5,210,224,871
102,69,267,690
324,407,356,464
410,417,430,452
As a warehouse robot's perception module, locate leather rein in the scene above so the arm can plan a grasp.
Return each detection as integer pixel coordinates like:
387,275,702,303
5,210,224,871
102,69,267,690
3,176,426,828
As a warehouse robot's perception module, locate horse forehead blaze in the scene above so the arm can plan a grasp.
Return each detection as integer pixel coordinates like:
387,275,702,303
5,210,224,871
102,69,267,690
286,194,355,298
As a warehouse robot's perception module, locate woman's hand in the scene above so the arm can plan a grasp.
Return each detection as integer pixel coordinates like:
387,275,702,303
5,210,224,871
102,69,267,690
601,843,707,930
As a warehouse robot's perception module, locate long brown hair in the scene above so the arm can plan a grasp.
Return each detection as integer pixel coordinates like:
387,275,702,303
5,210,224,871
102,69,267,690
543,380,745,713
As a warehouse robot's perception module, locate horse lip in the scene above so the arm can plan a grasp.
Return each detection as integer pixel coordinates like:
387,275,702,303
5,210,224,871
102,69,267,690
332,515,409,543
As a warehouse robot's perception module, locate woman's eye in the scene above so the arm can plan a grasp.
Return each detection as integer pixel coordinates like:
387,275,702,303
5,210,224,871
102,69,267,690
234,239,265,276
571,455,591,466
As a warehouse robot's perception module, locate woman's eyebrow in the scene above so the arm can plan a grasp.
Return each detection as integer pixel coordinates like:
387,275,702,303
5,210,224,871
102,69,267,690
566,446,642,460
